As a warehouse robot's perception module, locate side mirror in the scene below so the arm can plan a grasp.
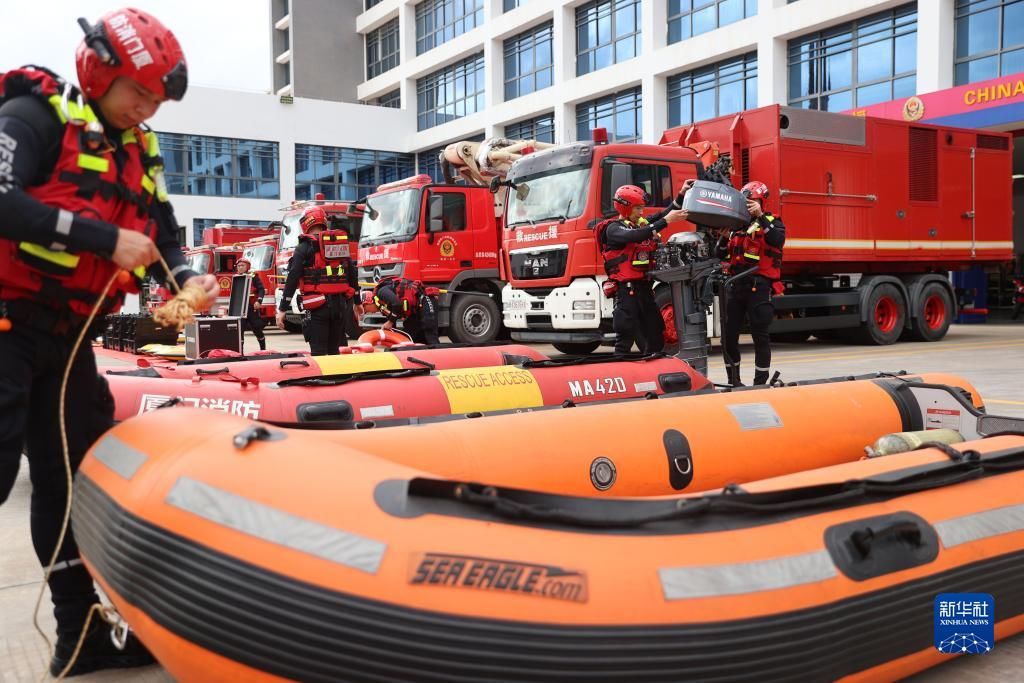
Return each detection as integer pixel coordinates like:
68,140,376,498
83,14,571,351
428,194,444,233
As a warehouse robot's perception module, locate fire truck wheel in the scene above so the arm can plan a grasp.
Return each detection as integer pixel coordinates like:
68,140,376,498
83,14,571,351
448,294,501,344
907,282,953,342
552,341,601,355
854,283,906,345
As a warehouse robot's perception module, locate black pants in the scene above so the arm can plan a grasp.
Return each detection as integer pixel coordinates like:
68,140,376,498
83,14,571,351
1014,301,1023,321
0,318,113,634
242,309,266,351
402,294,440,345
612,280,665,354
305,294,351,355
723,276,775,385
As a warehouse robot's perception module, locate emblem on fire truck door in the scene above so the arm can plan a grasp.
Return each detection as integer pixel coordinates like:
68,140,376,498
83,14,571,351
902,96,925,122
439,236,457,259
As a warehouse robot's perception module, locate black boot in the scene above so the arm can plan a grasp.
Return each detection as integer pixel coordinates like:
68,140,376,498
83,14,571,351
258,336,266,350
753,368,770,385
726,363,743,387
49,619,155,678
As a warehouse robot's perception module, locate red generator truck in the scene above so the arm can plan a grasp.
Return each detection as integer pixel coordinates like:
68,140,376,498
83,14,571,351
500,105,1013,353
275,199,364,333
358,138,553,343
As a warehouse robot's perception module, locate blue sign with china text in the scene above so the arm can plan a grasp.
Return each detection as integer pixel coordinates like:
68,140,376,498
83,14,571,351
934,593,994,654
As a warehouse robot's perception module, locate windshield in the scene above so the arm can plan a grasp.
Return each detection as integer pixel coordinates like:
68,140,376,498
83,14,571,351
243,244,275,271
361,189,419,244
215,253,239,272
186,252,210,274
506,167,591,227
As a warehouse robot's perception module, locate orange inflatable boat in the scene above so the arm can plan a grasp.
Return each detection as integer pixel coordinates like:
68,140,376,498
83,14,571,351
73,413,1024,682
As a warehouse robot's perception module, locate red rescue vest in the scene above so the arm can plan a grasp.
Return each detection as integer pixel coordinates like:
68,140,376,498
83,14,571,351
372,277,427,319
598,217,658,282
0,68,169,316
299,230,355,309
725,215,783,281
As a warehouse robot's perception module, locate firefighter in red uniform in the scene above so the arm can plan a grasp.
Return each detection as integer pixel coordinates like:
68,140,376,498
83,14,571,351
235,258,266,351
366,277,441,345
0,10,218,676
276,207,358,354
714,181,786,386
599,184,688,354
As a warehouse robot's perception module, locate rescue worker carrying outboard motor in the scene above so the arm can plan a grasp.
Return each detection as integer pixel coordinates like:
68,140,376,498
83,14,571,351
235,258,266,351
714,181,786,386
365,276,441,345
599,184,689,354
277,207,358,354
0,8,218,677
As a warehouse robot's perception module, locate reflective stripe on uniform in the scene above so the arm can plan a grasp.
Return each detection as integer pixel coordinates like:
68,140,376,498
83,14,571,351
19,242,80,269
165,477,387,574
76,153,109,173
659,550,836,600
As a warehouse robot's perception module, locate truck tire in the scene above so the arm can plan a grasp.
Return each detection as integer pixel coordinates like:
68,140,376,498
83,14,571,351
552,341,601,355
854,283,906,345
448,294,501,344
907,281,953,342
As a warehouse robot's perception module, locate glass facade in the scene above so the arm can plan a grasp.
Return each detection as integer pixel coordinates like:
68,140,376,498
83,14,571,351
576,86,642,143
417,134,485,182
504,22,554,101
416,0,484,55
295,145,415,201
157,133,280,199
668,52,757,127
668,0,759,44
377,89,401,108
366,18,400,80
365,0,384,9
788,4,917,111
417,53,485,130
505,113,555,143
191,219,273,249
576,0,642,76
504,0,524,10
955,0,1024,85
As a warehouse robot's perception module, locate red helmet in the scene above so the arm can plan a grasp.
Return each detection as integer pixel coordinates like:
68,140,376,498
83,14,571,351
612,185,650,217
741,181,770,202
300,207,328,233
75,8,188,101
236,258,251,272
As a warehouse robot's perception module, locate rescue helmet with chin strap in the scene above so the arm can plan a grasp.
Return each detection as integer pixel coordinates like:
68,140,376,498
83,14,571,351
75,8,188,101
612,184,650,218
740,181,769,203
300,206,329,234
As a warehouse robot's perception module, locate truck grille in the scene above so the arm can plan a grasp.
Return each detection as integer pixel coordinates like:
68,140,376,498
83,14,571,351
510,249,567,280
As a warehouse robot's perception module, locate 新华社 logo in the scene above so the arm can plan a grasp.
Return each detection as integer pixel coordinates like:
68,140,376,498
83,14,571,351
934,593,994,654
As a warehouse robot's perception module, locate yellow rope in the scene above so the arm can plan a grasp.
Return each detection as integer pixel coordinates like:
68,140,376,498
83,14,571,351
33,258,203,681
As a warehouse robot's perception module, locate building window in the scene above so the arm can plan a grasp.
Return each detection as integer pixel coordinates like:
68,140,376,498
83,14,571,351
504,22,554,101
378,89,401,108
157,133,280,199
955,0,1024,85
504,0,524,10
365,0,384,9
668,52,757,127
417,54,485,131
788,3,917,112
576,0,641,77
576,86,642,143
505,113,555,143
416,0,484,55
366,18,400,79
295,145,415,201
668,0,758,44
191,219,273,249
417,134,485,182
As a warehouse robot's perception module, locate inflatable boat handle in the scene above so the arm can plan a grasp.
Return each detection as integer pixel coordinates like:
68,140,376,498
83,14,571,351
278,365,433,388
848,520,924,558
195,367,231,376
279,359,312,368
233,425,285,450
521,352,664,369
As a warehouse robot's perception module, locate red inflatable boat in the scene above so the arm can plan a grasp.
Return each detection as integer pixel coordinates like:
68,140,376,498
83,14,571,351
107,354,709,423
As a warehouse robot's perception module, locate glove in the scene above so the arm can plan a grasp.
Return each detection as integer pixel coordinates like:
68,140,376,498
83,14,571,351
746,222,762,236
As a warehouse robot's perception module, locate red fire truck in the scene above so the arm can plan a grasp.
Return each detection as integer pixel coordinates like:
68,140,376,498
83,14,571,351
500,105,1013,353
358,139,552,343
240,233,281,322
275,199,364,333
